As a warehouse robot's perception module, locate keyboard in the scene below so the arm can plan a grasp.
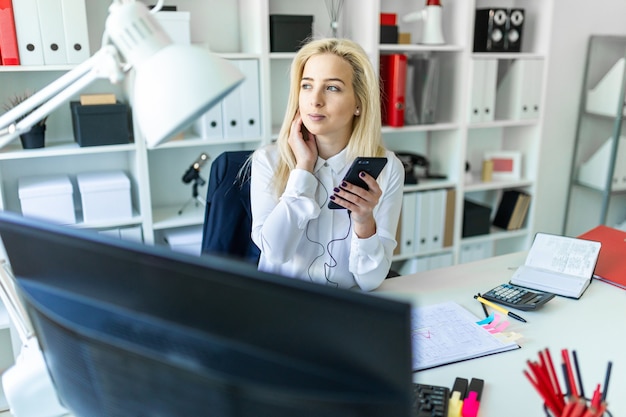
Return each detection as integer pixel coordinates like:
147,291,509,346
413,383,449,417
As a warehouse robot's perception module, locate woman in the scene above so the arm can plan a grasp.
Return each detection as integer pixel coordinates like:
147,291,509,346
250,38,404,291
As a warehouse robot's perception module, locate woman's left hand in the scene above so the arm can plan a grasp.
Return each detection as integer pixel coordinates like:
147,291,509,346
330,171,381,238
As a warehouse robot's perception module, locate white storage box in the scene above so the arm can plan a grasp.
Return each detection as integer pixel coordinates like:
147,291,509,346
163,225,203,256
154,11,191,45
18,175,76,225
77,171,132,223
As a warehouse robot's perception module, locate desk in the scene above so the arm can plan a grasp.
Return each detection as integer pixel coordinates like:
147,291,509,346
376,252,625,417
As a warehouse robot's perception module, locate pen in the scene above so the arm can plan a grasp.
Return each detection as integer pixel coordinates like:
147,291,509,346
473,295,527,323
476,293,489,318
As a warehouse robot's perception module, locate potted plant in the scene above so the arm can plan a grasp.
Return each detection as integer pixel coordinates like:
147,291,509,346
3,91,48,149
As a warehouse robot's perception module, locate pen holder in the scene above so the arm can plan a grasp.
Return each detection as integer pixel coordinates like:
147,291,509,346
543,398,612,417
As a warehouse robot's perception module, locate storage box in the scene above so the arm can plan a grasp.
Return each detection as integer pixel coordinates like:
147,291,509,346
462,199,492,237
18,174,76,225
77,171,132,223
70,101,132,147
163,225,203,256
154,11,191,45
380,25,399,44
269,15,313,52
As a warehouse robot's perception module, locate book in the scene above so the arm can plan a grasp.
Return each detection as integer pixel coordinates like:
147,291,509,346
380,53,407,127
411,301,519,371
578,225,626,290
492,190,530,230
510,233,601,298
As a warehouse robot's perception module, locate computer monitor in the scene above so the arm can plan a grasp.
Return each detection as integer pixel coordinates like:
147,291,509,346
0,212,413,417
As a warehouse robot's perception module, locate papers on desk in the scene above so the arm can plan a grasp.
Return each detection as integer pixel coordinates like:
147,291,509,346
411,301,520,371
510,233,601,299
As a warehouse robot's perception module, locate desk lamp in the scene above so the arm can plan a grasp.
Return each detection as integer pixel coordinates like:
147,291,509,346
0,1,244,416
0,0,244,149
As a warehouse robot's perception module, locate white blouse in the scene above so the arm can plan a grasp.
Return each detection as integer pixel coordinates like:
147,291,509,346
250,145,404,291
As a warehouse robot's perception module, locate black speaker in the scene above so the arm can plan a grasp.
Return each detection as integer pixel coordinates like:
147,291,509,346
505,8,525,52
474,8,508,52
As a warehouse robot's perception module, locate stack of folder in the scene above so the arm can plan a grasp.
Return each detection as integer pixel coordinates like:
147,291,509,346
0,0,91,66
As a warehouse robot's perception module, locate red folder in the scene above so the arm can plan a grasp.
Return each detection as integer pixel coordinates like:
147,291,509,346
0,0,20,65
578,225,626,289
380,54,407,127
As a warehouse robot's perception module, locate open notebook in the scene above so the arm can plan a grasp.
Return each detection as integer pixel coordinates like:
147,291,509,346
510,233,601,298
411,301,519,371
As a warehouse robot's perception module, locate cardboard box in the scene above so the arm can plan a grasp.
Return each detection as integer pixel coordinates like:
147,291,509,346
70,101,132,147
269,15,313,52
18,174,76,225
163,225,203,256
77,171,132,223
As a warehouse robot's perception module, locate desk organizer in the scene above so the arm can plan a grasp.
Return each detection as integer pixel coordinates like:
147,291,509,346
18,174,76,225
70,101,132,147
77,171,132,223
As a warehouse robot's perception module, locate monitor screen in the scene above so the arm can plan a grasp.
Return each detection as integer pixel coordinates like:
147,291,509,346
0,212,414,417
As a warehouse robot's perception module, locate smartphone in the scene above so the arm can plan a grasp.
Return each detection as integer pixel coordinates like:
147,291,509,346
328,157,388,209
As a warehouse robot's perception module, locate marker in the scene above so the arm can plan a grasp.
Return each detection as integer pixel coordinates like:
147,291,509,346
461,378,484,417
474,295,527,323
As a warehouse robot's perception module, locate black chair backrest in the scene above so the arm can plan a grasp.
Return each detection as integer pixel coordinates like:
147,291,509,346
200,150,260,264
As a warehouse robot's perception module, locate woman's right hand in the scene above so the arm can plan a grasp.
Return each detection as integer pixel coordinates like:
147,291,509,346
288,112,317,172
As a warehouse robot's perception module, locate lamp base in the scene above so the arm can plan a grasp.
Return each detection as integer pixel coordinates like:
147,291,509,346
2,338,67,417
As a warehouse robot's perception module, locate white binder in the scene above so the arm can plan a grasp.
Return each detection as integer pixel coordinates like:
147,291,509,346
416,191,430,253
400,192,417,255
195,105,224,140
221,60,244,139
37,0,67,65
61,0,91,64
12,0,44,65
428,189,446,251
468,59,497,123
496,59,544,120
237,59,262,139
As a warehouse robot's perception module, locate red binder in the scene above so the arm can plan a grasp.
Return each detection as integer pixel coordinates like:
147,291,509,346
0,0,20,65
380,54,407,127
578,225,626,290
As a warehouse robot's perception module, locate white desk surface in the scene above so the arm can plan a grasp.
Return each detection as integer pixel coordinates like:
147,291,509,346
375,251,625,417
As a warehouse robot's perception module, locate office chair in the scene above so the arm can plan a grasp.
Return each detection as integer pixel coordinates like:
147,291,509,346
200,150,261,264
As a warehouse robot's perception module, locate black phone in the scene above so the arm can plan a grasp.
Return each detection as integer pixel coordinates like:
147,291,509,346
328,157,388,209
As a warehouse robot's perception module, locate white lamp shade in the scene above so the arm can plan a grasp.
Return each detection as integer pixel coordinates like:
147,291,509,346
133,44,244,148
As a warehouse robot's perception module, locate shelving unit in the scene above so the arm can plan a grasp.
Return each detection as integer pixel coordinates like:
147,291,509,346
563,35,626,237
0,0,554,264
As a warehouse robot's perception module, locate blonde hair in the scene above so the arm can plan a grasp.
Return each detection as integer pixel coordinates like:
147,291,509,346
271,38,385,196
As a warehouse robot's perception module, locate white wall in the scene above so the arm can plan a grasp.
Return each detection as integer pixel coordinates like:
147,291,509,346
534,0,626,236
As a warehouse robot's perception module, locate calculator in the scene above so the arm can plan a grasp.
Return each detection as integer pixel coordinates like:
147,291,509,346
482,283,555,311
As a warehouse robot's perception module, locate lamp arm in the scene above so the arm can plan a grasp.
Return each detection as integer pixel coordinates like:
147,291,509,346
0,45,126,148
0,260,32,345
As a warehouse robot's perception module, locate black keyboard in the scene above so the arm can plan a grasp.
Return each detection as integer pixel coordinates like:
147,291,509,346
412,383,449,417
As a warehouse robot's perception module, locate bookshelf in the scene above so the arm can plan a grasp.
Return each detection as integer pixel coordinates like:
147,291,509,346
0,0,555,266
